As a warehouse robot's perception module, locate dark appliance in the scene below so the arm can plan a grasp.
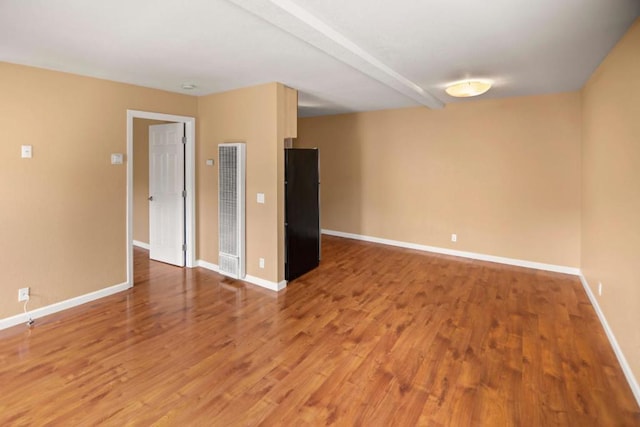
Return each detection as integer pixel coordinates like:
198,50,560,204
285,148,320,281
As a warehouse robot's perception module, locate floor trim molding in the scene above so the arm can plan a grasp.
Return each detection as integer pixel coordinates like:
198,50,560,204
0,282,131,331
133,240,150,250
579,275,640,407
197,260,218,272
322,229,580,275
197,260,287,292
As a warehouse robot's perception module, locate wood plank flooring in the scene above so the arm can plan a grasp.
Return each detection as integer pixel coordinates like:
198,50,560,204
0,236,638,426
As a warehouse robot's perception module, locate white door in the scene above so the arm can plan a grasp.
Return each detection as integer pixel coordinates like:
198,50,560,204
149,123,185,266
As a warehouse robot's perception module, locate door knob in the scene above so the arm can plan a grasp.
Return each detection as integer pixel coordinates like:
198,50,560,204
148,196,153,201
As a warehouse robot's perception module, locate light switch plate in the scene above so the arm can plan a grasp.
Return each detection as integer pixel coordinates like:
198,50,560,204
111,153,124,164
206,159,214,166
257,193,265,204
21,145,32,158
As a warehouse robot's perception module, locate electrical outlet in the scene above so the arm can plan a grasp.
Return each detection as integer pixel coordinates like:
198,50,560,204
18,287,29,302
451,234,457,243
259,258,265,269
598,282,602,297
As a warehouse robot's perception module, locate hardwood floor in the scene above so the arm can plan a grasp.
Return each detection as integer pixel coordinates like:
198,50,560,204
0,236,638,426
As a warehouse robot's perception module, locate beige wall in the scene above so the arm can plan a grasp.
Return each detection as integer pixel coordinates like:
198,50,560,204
0,62,295,320
0,62,197,319
277,85,298,279
297,92,582,267
197,83,295,283
582,20,640,384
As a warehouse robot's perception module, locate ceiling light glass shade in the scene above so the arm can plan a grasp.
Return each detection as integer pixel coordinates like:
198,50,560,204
445,80,492,97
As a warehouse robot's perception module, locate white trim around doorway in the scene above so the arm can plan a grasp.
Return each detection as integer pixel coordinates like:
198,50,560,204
126,110,196,287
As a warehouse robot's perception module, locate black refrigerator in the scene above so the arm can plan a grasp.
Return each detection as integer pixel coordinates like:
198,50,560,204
285,148,320,281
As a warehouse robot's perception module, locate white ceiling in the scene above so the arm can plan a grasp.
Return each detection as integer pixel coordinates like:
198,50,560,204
0,0,638,117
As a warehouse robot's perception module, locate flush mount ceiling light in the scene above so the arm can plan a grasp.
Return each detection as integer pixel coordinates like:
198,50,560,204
181,83,197,90
445,80,492,98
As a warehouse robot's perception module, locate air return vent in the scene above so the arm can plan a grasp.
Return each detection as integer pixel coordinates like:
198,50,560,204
218,143,246,279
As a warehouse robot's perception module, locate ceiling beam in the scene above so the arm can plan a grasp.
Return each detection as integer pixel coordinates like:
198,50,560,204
226,0,445,109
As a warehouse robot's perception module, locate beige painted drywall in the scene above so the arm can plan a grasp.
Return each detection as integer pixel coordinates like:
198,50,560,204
197,83,296,284
297,92,582,267
283,86,298,140
0,62,197,319
277,85,298,280
581,19,640,385
133,119,170,245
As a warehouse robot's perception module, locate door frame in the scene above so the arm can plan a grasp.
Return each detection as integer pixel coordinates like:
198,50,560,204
126,110,196,287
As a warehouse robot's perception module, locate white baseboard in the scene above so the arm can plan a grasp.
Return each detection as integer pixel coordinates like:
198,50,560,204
322,229,581,275
0,281,131,331
245,275,287,291
133,240,150,250
579,275,640,407
196,260,287,292
197,259,219,272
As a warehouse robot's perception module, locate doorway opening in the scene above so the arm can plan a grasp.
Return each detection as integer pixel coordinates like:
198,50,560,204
126,110,196,287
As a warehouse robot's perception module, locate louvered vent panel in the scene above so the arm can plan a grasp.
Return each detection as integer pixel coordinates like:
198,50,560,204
218,143,246,279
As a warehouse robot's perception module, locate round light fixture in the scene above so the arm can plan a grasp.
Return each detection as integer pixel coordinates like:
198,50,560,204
445,80,492,98
181,83,197,90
